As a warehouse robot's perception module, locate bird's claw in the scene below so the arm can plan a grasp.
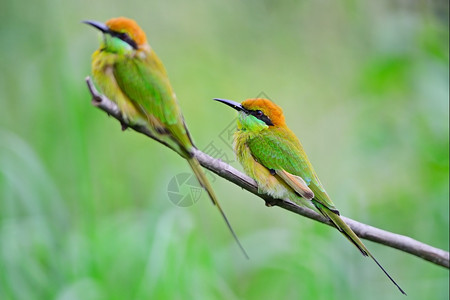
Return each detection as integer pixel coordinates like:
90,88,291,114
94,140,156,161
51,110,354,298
120,121,128,131
264,199,278,207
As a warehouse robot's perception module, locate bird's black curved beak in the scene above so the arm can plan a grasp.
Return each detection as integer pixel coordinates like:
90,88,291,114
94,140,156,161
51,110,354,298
82,20,110,33
213,98,245,112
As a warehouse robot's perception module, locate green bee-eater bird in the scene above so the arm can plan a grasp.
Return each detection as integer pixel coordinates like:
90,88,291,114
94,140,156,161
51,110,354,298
83,17,247,258
214,97,405,294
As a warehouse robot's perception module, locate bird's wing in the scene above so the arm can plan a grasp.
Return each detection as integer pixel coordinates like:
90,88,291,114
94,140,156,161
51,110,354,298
249,129,406,294
247,128,336,210
275,169,314,200
113,54,193,150
114,54,247,258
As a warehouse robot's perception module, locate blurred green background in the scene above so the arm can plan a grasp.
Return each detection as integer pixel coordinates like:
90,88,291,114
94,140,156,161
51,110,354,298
0,0,448,299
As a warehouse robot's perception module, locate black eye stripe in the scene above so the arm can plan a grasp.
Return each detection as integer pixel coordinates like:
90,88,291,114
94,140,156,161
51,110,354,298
111,31,138,49
249,110,274,126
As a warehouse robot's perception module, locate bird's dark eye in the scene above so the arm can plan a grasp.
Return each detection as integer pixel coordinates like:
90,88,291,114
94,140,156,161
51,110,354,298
249,109,274,126
112,31,138,49
120,33,135,46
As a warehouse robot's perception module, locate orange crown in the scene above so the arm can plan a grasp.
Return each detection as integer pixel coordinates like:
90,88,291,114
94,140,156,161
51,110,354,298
242,98,286,127
106,17,147,46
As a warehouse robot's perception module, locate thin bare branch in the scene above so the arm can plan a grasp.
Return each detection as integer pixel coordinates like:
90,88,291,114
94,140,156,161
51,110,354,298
85,76,450,269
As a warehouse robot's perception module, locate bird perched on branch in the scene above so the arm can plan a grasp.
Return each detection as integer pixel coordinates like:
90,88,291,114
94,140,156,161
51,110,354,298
214,97,405,294
83,17,247,258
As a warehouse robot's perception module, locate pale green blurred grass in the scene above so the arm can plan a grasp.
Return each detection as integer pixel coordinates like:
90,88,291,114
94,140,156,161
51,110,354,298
0,0,448,299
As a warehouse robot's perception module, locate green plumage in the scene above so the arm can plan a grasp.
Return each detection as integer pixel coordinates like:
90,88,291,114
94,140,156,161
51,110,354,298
215,97,406,294
247,127,337,211
113,55,193,157
86,17,247,258
113,56,179,126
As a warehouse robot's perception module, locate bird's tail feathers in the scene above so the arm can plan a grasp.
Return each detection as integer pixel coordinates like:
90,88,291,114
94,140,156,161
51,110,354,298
187,157,249,259
312,200,406,295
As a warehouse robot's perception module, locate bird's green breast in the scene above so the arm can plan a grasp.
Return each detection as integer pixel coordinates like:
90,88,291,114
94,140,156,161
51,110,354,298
234,125,335,209
91,48,193,154
233,129,295,200
92,50,145,124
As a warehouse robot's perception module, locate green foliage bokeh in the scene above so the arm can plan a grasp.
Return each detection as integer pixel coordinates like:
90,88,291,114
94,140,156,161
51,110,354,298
0,1,448,299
